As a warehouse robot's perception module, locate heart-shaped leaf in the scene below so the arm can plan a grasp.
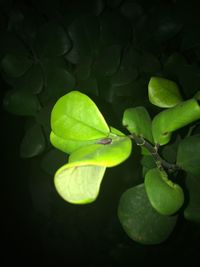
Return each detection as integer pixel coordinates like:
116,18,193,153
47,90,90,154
118,184,178,244
152,99,200,145
54,164,106,204
145,168,184,215
177,134,200,176
148,77,183,108
51,91,110,140
123,106,153,143
3,89,41,116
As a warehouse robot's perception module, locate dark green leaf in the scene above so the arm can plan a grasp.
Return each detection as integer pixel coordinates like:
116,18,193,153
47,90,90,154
76,76,99,96
68,15,99,57
20,123,45,158
1,53,32,78
184,174,200,223
15,63,43,94
100,11,131,46
110,67,138,87
177,134,200,176
120,2,143,21
3,89,41,116
139,52,161,73
41,67,75,103
118,184,178,244
93,45,121,76
35,21,71,57
41,148,67,175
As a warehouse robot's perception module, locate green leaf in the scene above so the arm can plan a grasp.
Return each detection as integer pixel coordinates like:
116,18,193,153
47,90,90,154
35,21,71,57
184,174,200,223
3,89,41,116
177,134,200,176
50,131,98,154
145,168,184,215
120,2,143,21
75,55,92,81
68,133,132,168
1,53,32,78
100,11,131,46
110,67,138,87
41,148,67,175
20,123,45,158
93,45,121,76
152,99,200,145
194,91,200,101
51,91,110,140
148,77,183,108
122,106,153,143
14,63,43,94
54,164,106,204
118,184,178,245
68,15,99,57
41,67,75,103
139,52,161,73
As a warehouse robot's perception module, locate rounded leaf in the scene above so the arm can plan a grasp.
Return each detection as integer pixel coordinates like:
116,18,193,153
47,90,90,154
54,164,106,204
177,134,200,176
3,89,41,116
184,174,200,223
20,123,45,158
1,53,32,78
51,91,110,140
152,99,200,145
118,184,178,245
35,21,71,57
123,106,153,143
145,168,184,215
50,131,98,154
41,149,67,175
68,134,132,168
15,63,43,94
148,77,183,108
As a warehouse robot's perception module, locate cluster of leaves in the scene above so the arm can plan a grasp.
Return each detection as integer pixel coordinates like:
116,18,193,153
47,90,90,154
50,77,200,244
1,0,200,245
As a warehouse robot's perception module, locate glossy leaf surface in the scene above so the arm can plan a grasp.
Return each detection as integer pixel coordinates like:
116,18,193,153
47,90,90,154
118,184,178,244
145,168,184,215
123,106,153,143
51,91,110,140
152,99,200,145
148,77,182,108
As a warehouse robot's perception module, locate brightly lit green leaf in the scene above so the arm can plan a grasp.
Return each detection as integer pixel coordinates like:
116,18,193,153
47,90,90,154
54,164,106,204
51,91,110,140
148,77,183,108
152,99,200,145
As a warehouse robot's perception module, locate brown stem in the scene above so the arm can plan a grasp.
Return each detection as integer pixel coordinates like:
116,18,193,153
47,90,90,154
129,133,180,173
